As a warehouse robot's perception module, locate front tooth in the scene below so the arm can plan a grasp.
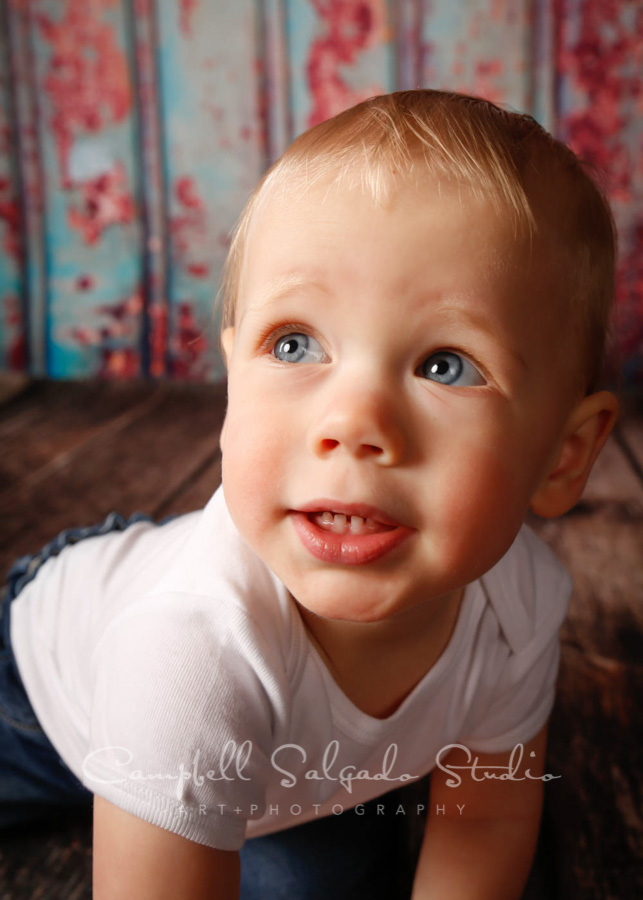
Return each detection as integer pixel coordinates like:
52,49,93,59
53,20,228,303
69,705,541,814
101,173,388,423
350,515,364,534
331,514,347,533
320,511,334,526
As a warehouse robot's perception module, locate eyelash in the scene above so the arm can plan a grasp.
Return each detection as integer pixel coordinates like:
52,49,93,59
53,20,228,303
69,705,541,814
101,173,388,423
259,324,491,384
423,346,491,384
259,323,319,354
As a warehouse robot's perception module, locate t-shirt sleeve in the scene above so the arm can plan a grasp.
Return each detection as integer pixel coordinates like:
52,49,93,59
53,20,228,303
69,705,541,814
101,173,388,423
458,539,572,754
83,592,279,851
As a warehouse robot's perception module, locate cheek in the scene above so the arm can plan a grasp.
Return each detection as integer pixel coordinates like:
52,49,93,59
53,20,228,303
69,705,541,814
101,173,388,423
220,386,292,531
426,422,535,576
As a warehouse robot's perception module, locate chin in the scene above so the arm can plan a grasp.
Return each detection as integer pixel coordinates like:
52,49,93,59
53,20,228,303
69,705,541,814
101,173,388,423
286,578,403,625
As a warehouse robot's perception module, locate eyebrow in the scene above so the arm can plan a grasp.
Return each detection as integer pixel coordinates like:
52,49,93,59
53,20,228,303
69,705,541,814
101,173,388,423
238,273,330,326
239,277,529,373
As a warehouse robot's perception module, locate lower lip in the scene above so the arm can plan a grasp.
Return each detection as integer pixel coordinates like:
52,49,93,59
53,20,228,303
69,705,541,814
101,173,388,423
291,512,413,566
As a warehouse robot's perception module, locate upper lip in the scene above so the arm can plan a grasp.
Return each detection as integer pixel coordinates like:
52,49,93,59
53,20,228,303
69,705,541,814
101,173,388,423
294,499,405,528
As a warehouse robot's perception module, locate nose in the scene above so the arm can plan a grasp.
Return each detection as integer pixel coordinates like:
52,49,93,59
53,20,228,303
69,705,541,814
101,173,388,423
308,381,406,466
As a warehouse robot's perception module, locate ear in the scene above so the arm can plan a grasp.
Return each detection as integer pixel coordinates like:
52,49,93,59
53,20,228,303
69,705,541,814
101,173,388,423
529,390,619,518
221,326,235,368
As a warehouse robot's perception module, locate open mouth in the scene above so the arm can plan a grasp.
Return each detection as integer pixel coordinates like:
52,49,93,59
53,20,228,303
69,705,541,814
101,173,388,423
308,511,396,536
291,501,412,566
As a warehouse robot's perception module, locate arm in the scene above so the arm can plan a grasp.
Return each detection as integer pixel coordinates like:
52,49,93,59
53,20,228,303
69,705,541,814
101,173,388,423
93,796,241,900
411,724,549,900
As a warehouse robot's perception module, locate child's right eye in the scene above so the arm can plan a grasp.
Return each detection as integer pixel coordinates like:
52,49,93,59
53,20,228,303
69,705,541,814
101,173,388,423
273,333,326,364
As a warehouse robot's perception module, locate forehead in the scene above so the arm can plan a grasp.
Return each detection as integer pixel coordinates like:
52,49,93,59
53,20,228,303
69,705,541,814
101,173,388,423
236,170,577,386
239,169,552,313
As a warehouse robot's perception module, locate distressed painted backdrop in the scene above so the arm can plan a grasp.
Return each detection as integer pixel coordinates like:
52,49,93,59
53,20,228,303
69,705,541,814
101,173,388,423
0,0,641,382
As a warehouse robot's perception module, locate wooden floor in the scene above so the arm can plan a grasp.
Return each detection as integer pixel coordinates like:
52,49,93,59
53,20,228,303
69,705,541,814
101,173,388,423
0,376,641,899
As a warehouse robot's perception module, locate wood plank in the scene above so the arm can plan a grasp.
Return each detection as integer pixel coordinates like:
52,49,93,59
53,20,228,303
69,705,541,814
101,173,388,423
618,415,643,480
0,810,92,900
529,508,643,661
582,433,643,509
531,497,643,896
155,446,222,520
545,644,643,900
0,381,226,575
0,373,30,405
0,379,162,495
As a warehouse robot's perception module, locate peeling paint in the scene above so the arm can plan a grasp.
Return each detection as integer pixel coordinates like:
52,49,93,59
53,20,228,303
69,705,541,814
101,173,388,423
179,0,199,37
306,0,386,127
0,175,22,261
70,290,143,377
36,0,132,186
100,346,141,378
76,273,95,291
170,175,210,275
148,301,168,377
4,294,26,369
68,162,136,244
170,301,209,379
557,0,643,379
1,0,640,383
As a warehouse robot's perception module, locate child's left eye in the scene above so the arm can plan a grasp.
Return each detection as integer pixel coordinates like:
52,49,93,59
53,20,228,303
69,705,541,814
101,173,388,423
272,332,326,364
419,351,486,387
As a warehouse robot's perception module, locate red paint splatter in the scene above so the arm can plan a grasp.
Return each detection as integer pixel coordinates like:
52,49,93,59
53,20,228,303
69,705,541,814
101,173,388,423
170,175,210,278
70,290,143,378
306,0,387,127
10,336,27,369
36,0,132,186
186,262,210,278
96,291,143,322
68,163,136,244
101,347,141,378
148,302,168,377
3,295,26,370
0,176,23,262
556,0,643,381
169,301,209,379
76,274,95,291
175,176,204,211
179,0,198,37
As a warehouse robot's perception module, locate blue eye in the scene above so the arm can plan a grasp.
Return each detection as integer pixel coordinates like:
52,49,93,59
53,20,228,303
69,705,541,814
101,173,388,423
420,351,486,386
273,333,325,364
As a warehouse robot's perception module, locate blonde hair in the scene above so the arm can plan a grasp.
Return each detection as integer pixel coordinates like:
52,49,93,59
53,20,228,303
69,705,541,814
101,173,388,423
220,89,616,394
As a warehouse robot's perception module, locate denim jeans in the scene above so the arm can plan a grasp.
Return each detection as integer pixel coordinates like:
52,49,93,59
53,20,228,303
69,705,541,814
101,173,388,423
238,777,429,899
0,514,429,897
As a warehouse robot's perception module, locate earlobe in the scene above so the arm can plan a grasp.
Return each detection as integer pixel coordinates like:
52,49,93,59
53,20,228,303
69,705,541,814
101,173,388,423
221,327,235,369
529,390,620,518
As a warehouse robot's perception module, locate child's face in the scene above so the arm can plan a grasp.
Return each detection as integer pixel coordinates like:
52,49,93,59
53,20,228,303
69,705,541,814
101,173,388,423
220,170,574,625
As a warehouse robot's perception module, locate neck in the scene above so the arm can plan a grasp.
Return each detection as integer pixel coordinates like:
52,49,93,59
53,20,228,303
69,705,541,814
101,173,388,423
295,586,465,718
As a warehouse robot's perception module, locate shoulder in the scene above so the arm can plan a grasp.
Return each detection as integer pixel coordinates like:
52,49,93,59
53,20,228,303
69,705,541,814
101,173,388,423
479,523,572,655
90,488,302,740
87,588,288,835
91,585,296,738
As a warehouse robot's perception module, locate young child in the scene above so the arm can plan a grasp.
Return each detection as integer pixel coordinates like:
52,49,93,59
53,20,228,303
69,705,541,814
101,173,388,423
1,90,619,899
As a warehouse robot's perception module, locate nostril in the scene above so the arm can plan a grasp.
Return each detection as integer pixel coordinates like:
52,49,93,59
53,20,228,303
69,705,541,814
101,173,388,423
319,439,340,452
365,444,384,456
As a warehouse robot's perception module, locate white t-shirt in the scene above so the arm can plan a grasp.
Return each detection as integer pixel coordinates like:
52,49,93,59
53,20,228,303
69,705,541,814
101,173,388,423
10,486,571,851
